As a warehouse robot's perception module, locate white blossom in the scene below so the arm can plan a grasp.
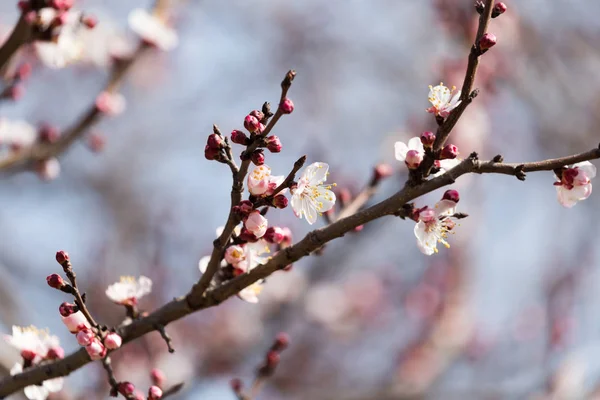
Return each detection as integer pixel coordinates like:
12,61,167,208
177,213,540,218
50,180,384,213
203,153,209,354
414,200,459,255
128,9,178,51
426,83,461,118
554,161,596,208
105,276,152,306
291,162,336,225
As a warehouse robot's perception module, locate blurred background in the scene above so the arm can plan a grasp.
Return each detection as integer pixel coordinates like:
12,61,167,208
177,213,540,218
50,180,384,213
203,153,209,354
1,0,600,398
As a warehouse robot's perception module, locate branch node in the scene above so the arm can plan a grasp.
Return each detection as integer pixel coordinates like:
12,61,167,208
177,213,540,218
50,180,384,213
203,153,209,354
154,324,175,353
492,154,503,163
514,164,526,181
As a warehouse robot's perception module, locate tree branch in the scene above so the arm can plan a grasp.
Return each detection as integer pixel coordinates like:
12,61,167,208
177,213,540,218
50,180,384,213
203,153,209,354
0,16,31,73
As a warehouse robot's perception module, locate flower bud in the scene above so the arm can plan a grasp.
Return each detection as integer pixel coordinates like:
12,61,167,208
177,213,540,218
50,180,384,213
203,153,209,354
95,91,126,116
62,311,90,333
251,149,265,166
104,332,122,350
21,350,36,362
150,368,166,388
405,150,423,169
373,163,393,182
148,386,163,400
272,332,290,352
238,228,259,243
225,245,245,265
55,250,69,265
16,63,32,81
265,350,280,369
17,1,30,12
244,211,268,238
244,115,260,133
46,346,65,360
440,144,459,159
233,200,254,217
85,339,106,360
82,15,97,28
118,382,136,396
272,195,288,209
231,129,250,145
492,2,507,18
76,328,95,347
230,378,243,394
479,33,497,51
59,302,77,317
442,189,460,203
204,144,219,160
264,227,285,244
420,131,436,148
266,136,282,153
281,227,293,247
250,109,264,121
206,133,222,149
87,133,105,153
280,98,294,114
474,1,485,13
46,274,65,290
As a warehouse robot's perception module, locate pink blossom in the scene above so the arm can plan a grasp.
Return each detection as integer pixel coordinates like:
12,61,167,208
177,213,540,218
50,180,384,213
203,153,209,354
148,386,163,400
104,333,122,350
61,311,90,333
85,339,106,360
426,83,462,118
554,161,596,208
247,165,272,196
76,328,95,346
224,245,246,266
244,211,268,238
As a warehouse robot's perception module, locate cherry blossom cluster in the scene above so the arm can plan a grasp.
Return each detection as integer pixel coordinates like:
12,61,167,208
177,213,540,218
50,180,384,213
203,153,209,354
230,332,290,399
201,80,337,303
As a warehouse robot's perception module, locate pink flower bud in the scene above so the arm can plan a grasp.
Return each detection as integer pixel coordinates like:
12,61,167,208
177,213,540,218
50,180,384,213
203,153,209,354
238,228,259,243
104,332,122,350
24,11,37,25
374,163,393,181
440,144,459,160
281,227,293,247
442,189,460,203
264,226,285,244
76,329,95,347
46,274,65,290
95,91,126,116
88,133,106,153
251,149,265,166
225,245,245,265
16,63,31,81
244,211,268,238
62,311,90,333
250,109,264,121
54,12,69,26
266,136,282,153
82,15,97,29
46,347,64,360
233,200,254,216
56,250,69,265
492,2,507,17
21,350,36,362
230,378,243,393
59,302,76,317
204,144,219,160
280,98,294,114
150,368,166,388
134,392,144,400
118,382,136,396
420,131,436,148
17,1,30,12
405,150,423,169
244,115,260,133
265,350,280,369
231,129,250,145
272,195,288,209
39,124,60,143
207,133,222,150
479,33,497,51
85,339,106,360
148,386,163,400
272,332,290,352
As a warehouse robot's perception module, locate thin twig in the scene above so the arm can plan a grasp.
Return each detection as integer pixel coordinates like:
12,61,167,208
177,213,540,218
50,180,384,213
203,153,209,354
0,16,31,73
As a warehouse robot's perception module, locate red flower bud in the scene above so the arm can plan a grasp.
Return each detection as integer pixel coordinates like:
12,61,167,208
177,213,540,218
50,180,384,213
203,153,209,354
231,129,250,145
46,274,65,290
479,33,497,51
82,15,98,29
373,163,393,181
264,227,285,244
266,136,282,153
55,250,69,265
440,144,458,160
442,189,460,203
265,350,280,369
151,368,166,388
39,124,60,143
239,228,259,243
233,200,254,217
492,2,507,18
230,378,243,393
272,332,290,352
244,115,260,133
279,98,294,114
420,131,436,148
272,195,288,209
204,145,219,160
118,382,135,396
251,149,265,166
59,302,77,317
207,133,222,149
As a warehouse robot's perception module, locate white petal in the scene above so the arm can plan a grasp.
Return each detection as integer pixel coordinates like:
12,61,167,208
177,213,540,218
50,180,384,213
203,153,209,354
24,384,50,400
302,197,318,225
574,161,596,179
407,137,424,152
198,256,210,273
414,221,436,256
291,193,303,218
314,187,336,213
394,141,408,162
556,186,578,208
438,158,460,172
43,377,64,393
435,200,457,216
303,162,329,186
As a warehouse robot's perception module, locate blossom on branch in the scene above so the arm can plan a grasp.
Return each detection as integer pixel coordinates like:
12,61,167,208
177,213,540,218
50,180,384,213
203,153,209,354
105,276,152,306
554,161,596,208
128,9,178,51
395,137,424,169
426,83,461,118
414,198,460,255
11,363,63,400
291,162,336,225
34,8,85,69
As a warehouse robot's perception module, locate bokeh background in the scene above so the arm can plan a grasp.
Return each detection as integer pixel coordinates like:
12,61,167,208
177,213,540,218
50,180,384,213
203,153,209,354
1,0,600,398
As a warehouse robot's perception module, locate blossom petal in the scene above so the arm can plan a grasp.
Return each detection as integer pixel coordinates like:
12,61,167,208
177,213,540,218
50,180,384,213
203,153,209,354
302,197,319,225
303,162,329,186
394,141,408,162
314,187,336,213
435,200,457,217
407,137,424,152
414,221,436,256
574,161,596,179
